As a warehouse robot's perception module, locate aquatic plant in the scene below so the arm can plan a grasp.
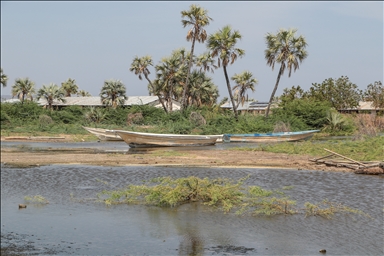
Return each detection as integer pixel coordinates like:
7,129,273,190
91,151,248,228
304,199,371,219
24,195,49,204
97,176,366,219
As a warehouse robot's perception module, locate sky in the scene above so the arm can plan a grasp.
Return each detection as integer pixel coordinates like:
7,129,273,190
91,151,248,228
1,1,383,102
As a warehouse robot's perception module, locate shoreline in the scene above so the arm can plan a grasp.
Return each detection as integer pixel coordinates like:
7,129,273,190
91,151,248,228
1,135,382,174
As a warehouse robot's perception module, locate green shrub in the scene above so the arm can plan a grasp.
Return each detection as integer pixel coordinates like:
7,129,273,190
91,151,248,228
276,98,331,128
1,110,12,125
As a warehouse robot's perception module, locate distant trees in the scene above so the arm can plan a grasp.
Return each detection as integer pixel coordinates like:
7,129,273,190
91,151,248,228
1,68,8,87
280,76,364,111
307,76,362,110
264,28,308,117
36,83,66,109
100,79,127,108
11,78,36,104
181,4,212,110
207,25,245,120
279,86,305,103
363,81,383,109
61,78,78,97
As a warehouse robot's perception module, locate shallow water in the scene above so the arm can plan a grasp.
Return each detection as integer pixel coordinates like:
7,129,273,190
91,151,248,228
1,164,383,255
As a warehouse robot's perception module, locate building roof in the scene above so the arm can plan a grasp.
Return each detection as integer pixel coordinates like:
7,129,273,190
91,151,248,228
37,96,163,106
2,96,181,109
220,101,276,111
339,101,383,111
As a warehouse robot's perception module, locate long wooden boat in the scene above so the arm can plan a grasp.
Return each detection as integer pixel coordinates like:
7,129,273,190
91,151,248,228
82,126,123,141
222,130,320,143
112,129,222,148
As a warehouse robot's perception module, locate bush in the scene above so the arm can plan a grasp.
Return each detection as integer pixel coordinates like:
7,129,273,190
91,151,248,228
276,98,331,128
39,114,54,129
49,110,79,124
1,111,12,125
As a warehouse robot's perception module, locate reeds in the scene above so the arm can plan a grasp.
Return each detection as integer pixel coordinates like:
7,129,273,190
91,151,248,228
352,113,384,138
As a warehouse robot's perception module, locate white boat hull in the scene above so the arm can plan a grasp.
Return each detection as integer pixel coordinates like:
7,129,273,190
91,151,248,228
113,130,221,148
223,130,319,143
83,127,123,141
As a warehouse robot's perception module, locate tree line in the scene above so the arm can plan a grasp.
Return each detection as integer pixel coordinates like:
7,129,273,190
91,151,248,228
1,4,383,118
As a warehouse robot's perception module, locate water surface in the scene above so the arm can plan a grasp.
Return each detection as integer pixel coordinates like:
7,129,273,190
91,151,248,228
1,164,383,255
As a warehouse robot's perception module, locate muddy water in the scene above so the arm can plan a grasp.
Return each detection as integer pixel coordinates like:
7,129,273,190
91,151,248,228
1,163,383,255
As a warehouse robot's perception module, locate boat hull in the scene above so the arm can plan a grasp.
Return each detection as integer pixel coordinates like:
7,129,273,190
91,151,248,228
223,130,319,143
113,130,220,148
82,127,123,141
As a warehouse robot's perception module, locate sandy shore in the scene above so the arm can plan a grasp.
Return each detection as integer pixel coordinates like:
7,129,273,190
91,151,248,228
1,135,361,173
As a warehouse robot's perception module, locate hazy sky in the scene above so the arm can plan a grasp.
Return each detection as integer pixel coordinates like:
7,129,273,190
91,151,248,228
1,1,383,102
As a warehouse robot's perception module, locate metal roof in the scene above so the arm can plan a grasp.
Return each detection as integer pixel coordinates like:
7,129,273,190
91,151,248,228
2,96,181,109
339,101,383,111
37,96,163,106
220,101,276,111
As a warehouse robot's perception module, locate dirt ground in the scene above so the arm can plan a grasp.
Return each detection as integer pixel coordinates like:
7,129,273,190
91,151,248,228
1,135,363,173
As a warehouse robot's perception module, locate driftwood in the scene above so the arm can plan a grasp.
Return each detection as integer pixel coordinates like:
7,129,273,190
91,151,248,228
310,148,383,175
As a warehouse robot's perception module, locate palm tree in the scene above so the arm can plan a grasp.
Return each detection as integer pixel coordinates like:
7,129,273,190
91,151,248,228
207,25,245,120
61,78,78,97
11,78,36,104
195,52,217,73
84,107,105,124
181,4,212,110
154,49,188,112
1,68,8,87
130,55,167,112
264,28,308,117
36,83,66,109
188,70,219,107
77,90,92,97
99,79,127,109
231,71,257,108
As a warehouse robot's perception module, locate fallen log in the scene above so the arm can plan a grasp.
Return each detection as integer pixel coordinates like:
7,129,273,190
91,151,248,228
310,148,383,174
323,148,367,167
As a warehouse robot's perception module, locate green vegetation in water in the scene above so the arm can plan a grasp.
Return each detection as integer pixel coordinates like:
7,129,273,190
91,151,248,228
24,195,49,204
98,176,368,219
304,199,370,219
232,136,383,162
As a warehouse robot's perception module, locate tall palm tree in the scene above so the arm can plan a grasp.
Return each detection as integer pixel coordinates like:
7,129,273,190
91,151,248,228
36,83,66,109
181,4,212,110
99,79,127,109
231,71,257,108
130,55,167,112
77,90,92,97
11,78,36,104
207,25,245,120
1,68,8,87
264,28,308,117
61,78,78,97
